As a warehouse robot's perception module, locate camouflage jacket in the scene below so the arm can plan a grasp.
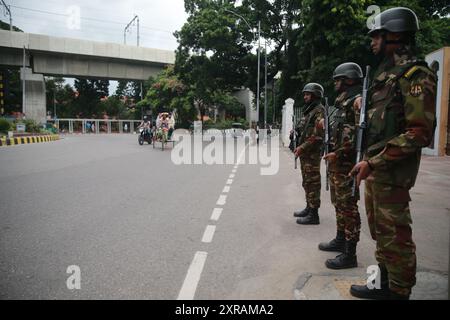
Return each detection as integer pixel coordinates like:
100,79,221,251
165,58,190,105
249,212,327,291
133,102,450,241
328,85,362,173
297,100,325,156
364,47,437,189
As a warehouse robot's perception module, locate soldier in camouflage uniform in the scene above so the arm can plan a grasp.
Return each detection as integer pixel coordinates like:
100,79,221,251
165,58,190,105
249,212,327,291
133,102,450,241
293,83,325,225
319,63,363,269
349,7,437,300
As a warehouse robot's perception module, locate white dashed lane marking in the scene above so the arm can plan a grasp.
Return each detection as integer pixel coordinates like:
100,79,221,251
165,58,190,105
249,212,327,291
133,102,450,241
216,195,227,206
210,208,223,221
222,186,230,193
177,251,208,300
201,225,216,243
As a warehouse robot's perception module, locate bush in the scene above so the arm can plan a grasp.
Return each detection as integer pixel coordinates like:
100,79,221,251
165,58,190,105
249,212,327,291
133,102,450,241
13,119,41,133
0,118,11,134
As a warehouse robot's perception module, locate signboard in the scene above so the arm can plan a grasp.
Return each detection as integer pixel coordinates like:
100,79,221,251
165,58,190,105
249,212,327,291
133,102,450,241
16,123,26,132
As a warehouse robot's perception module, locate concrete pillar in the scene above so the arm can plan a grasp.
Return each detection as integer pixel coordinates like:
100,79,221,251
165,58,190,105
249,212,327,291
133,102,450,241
119,121,123,133
107,121,111,134
95,120,99,134
281,98,294,147
56,120,59,131
69,120,73,133
130,121,134,133
82,120,86,134
20,67,46,124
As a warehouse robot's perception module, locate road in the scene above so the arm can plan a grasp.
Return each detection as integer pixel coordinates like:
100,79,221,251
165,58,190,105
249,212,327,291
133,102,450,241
0,134,448,299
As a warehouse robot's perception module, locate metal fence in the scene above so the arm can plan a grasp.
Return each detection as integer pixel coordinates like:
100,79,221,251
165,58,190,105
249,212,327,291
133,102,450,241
47,119,142,134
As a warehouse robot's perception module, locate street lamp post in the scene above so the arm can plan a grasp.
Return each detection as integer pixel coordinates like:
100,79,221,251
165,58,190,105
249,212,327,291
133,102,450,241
273,71,282,124
224,9,261,125
264,39,267,128
22,46,26,117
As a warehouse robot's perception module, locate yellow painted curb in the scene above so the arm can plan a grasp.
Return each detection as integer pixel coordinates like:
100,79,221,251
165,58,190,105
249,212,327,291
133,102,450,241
0,134,60,147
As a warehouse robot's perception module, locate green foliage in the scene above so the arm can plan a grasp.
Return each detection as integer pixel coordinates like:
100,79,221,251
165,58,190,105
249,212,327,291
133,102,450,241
143,66,197,126
23,119,41,133
176,0,448,119
72,79,109,118
0,118,11,133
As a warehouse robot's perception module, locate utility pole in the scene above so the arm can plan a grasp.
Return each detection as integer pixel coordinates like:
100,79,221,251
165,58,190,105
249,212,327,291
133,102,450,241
124,15,139,46
1,0,12,31
22,46,26,116
256,20,261,126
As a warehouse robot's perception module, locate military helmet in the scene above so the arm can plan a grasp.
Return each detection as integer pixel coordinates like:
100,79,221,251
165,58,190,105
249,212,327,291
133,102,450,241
333,62,363,80
368,7,419,36
302,83,324,98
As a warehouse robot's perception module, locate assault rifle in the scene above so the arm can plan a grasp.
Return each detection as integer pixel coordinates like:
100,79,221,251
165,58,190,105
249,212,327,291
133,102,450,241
352,65,371,196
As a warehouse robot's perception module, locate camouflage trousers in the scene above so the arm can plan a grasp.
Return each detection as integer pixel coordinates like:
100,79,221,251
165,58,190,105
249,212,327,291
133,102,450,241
365,179,416,296
329,171,360,242
299,153,321,208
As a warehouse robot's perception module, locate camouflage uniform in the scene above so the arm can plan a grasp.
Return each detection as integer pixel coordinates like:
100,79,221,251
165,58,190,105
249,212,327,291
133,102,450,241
329,85,361,243
297,100,325,209
363,47,437,296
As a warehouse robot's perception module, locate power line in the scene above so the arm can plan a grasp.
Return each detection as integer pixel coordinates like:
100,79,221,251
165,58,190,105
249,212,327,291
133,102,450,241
10,4,175,34
11,12,177,44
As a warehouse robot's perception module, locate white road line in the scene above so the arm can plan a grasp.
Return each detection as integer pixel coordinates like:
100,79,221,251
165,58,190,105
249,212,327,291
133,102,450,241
229,173,235,179
222,186,230,193
226,179,233,185
177,251,208,300
201,225,216,243
216,195,227,205
236,144,247,165
232,169,237,173
210,208,223,221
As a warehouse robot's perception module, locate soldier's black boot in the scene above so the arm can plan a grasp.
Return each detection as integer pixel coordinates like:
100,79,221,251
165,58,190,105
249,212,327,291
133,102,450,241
293,206,310,218
325,240,358,269
318,230,345,252
350,264,390,299
296,208,320,225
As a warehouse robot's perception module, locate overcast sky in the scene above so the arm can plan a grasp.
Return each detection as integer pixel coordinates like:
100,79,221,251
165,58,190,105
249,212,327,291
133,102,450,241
3,0,189,93
7,0,188,50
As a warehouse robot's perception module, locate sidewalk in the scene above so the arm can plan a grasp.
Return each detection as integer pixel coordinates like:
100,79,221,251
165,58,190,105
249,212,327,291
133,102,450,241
286,150,450,300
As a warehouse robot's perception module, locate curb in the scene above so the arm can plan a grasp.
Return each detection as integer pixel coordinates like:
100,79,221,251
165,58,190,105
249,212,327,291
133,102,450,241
0,134,60,147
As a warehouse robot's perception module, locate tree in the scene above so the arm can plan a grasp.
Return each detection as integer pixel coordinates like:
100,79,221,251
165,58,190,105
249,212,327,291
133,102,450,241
1,20,23,115
141,66,197,127
98,96,129,119
175,0,449,123
73,79,109,117
45,77,65,117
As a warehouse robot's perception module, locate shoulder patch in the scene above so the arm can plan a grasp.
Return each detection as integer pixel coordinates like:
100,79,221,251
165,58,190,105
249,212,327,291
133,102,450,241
410,84,423,97
403,65,435,80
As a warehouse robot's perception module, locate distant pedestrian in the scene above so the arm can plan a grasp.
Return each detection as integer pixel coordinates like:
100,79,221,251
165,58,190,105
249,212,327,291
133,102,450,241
124,123,128,133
